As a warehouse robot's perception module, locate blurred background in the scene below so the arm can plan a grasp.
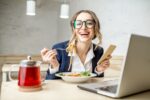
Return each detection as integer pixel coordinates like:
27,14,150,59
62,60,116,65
0,0,150,94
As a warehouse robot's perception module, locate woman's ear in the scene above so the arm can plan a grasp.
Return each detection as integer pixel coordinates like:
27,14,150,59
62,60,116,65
71,24,76,31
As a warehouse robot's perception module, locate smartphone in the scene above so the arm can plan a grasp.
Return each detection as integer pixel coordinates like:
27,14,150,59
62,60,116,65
97,44,116,65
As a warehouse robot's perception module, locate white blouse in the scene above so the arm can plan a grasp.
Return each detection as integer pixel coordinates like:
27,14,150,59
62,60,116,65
49,44,102,75
69,44,94,72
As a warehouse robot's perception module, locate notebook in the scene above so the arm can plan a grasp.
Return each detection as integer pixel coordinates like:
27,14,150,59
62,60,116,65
78,34,150,98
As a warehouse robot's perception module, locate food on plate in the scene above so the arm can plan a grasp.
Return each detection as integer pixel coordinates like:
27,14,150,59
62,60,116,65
58,71,91,77
56,71,97,83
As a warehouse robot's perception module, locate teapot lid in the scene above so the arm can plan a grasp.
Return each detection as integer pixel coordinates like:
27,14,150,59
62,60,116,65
21,56,36,66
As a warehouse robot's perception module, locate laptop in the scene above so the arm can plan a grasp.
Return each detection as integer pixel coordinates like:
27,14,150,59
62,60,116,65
78,34,150,98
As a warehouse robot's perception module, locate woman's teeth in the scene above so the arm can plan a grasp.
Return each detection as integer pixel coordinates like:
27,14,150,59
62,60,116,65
80,33,89,35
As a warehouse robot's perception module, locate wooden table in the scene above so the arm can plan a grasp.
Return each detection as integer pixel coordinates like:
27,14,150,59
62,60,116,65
1,60,149,100
1,77,150,100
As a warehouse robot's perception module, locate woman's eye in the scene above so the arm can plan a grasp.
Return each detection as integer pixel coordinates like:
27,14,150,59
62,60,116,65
87,21,94,25
76,22,82,26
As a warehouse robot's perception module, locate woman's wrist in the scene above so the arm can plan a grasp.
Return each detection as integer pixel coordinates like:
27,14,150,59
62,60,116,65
94,66,104,76
48,63,59,74
49,59,59,69
51,63,59,69
96,66,105,72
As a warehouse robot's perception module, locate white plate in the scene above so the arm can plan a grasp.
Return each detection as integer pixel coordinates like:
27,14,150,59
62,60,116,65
55,72,97,83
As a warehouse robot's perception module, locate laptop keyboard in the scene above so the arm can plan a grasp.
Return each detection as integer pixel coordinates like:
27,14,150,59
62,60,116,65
95,85,118,93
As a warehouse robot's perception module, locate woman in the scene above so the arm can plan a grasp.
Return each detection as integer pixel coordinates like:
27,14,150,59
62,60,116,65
41,10,111,79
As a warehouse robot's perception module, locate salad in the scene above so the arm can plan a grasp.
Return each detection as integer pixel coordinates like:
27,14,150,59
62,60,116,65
58,71,91,77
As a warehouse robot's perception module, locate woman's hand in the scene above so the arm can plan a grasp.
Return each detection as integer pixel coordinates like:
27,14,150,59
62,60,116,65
41,48,59,68
96,55,112,72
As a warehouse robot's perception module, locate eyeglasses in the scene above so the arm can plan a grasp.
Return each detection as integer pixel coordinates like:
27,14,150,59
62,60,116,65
73,20,95,29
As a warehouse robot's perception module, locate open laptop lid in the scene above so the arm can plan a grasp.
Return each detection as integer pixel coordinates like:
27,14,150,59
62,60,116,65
116,33,150,97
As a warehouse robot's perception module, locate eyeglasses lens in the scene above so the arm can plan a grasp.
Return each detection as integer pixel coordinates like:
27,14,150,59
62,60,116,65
74,20,94,29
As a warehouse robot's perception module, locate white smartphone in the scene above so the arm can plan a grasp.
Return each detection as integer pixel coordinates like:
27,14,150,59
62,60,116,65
97,44,116,65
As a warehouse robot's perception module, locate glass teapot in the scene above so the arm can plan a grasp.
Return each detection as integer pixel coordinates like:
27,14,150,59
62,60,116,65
18,56,42,87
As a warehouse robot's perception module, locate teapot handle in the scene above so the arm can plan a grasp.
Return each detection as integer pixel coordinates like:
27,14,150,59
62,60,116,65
40,63,46,83
8,64,18,81
36,61,47,83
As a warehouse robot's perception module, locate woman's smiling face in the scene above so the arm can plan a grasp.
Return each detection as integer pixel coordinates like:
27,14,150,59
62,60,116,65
74,12,95,43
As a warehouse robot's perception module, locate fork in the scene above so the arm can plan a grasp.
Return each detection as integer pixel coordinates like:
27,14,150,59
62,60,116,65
43,48,66,61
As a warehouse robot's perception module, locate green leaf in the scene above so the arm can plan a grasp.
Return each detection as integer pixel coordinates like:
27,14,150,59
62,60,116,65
80,71,91,76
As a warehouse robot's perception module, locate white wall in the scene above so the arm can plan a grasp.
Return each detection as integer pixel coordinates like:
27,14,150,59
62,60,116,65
0,0,150,55
0,0,60,55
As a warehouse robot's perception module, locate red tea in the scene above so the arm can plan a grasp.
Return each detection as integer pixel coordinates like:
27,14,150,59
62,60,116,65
18,66,41,86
